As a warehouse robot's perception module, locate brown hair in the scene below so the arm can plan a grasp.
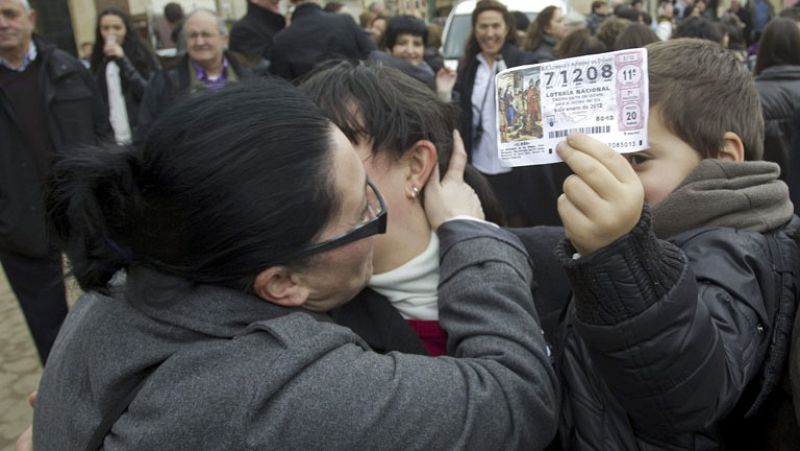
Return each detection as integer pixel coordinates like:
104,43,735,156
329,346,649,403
359,11,376,28
555,28,607,58
463,0,517,64
647,39,763,160
613,23,660,50
523,5,559,51
596,17,631,48
754,17,800,76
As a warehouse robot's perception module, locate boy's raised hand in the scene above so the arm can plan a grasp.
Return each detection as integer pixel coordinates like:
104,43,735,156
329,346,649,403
556,134,644,256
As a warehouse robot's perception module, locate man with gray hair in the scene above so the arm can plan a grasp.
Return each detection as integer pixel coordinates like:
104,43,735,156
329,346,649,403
0,0,111,363
137,8,259,139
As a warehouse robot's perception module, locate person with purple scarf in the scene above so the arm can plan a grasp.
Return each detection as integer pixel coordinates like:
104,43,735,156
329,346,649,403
137,9,258,141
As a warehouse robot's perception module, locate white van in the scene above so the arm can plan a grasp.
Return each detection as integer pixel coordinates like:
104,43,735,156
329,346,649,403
440,0,576,70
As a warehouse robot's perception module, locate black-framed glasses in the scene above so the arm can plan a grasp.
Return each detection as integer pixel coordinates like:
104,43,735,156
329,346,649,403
290,180,387,260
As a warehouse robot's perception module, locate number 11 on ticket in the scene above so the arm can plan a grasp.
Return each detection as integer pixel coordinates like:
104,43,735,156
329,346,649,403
495,48,649,167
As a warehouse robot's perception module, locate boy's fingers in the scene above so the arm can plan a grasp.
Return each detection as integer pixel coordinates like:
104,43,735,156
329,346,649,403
566,133,638,184
562,174,604,218
443,130,466,183
557,141,619,199
557,194,593,253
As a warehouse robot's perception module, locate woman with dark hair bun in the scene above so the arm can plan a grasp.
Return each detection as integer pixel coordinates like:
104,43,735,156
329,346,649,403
32,79,558,450
90,7,159,143
754,17,800,179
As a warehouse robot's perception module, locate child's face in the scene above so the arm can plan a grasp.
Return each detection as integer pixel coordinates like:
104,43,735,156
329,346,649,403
625,109,701,206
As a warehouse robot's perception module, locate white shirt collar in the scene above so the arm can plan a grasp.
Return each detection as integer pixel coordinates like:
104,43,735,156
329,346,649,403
0,40,38,72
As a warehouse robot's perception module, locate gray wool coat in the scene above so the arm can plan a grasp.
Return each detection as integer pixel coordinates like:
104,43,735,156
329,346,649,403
33,220,559,450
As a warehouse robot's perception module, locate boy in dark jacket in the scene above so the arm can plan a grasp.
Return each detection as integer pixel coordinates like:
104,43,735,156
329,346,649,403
552,38,800,449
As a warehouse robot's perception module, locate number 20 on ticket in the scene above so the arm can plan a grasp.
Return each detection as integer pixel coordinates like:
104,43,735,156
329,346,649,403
495,48,649,167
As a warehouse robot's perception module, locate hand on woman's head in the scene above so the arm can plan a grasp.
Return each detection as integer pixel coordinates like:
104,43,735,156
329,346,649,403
424,131,484,229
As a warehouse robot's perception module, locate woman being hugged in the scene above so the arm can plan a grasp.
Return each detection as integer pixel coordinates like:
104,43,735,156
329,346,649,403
90,8,159,143
33,80,558,450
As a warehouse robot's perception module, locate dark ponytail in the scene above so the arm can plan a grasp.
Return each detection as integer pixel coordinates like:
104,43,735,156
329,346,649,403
46,145,143,291
47,79,337,293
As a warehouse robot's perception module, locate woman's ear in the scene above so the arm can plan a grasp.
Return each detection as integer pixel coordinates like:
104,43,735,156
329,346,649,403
253,266,309,307
405,140,438,197
719,132,745,162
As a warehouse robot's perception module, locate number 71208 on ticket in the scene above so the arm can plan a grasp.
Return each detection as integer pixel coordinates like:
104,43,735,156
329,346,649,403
495,48,649,167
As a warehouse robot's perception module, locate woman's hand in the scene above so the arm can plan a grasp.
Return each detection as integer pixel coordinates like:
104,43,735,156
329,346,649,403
556,134,643,256
103,37,125,59
435,67,456,102
424,130,484,229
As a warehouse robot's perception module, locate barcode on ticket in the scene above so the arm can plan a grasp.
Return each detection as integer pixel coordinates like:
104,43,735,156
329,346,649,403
547,125,611,139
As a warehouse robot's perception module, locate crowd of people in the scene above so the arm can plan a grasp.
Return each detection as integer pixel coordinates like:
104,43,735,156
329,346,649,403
2,0,800,449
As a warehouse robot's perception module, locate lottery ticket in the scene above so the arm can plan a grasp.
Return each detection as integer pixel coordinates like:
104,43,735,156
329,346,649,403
495,48,649,166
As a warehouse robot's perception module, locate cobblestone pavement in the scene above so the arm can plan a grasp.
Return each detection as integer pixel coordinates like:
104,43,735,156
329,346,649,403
0,266,79,451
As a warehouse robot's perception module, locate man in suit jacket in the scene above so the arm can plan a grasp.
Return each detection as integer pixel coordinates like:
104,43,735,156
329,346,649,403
269,0,375,81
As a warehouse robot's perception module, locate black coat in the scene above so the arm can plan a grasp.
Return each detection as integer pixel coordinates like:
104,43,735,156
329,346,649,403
229,3,286,62
330,214,800,450
94,54,158,133
755,65,800,177
791,105,800,215
0,37,111,257
453,43,565,226
269,3,375,81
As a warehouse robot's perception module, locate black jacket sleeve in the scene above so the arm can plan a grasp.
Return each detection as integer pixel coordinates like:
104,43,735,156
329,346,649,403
115,56,151,102
135,70,168,144
557,209,776,442
78,63,113,142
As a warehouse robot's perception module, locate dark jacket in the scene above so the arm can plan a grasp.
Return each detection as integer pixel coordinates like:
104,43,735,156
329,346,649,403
453,43,564,226
0,37,111,257
136,52,255,141
550,211,800,450
755,65,800,176
229,3,286,62
529,35,558,63
94,54,158,132
791,104,800,215
269,3,375,81
586,12,606,35
35,220,559,450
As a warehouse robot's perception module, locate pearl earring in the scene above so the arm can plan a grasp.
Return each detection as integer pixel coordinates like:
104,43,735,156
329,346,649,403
411,186,420,198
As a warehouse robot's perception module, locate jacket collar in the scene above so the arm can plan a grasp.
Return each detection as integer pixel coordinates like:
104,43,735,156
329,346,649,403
329,288,429,355
124,265,321,338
